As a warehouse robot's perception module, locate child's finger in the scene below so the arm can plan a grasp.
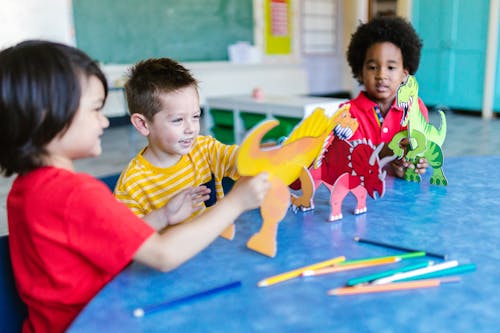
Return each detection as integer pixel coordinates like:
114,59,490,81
192,192,210,202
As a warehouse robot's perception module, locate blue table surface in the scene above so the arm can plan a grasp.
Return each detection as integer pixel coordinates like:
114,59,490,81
68,156,500,333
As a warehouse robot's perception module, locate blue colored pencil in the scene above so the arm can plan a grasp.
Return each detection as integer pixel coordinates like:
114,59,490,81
133,281,242,317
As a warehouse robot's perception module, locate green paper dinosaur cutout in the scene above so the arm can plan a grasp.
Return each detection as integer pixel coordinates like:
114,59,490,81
388,75,448,186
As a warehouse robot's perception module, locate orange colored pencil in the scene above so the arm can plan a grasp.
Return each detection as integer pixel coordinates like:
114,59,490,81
301,257,400,277
327,278,458,296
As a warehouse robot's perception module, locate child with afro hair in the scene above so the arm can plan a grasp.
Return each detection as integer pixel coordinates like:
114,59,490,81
344,16,429,178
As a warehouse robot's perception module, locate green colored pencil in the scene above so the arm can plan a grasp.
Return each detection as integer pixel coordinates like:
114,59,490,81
346,261,432,286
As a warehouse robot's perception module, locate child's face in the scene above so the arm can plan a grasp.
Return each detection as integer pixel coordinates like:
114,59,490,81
46,75,109,167
359,42,409,108
146,85,201,166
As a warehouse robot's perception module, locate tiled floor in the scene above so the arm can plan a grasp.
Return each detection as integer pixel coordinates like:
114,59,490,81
1,110,500,235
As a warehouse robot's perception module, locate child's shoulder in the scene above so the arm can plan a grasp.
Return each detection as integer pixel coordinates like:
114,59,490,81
194,135,226,149
195,135,216,145
343,92,375,114
21,167,94,186
115,154,152,187
14,167,107,204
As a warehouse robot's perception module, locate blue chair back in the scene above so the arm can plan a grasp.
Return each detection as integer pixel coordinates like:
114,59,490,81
203,176,234,207
0,235,27,332
99,173,120,192
98,172,235,207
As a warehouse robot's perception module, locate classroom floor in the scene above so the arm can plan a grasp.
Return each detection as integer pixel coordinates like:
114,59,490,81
1,110,500,235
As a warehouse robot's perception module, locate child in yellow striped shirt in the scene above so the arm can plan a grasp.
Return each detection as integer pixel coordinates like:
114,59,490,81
115,58,241,236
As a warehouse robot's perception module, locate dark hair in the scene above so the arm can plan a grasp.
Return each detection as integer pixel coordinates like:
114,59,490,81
347,16,423,83
0,40,108,176
125,58,198,120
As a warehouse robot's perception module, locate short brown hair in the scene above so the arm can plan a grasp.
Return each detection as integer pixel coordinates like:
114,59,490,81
125,58,198,120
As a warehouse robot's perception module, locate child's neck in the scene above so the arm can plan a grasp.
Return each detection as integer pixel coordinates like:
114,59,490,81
142,146,182,168
378,101,392,117
45,155,75,171
365,93,394,117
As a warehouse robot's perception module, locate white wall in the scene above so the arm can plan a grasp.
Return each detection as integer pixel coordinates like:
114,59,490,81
0,0,346,97
101,62,309,117
0,0,74,49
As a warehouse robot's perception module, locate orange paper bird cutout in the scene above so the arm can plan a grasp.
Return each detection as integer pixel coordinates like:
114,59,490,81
237,108,339,257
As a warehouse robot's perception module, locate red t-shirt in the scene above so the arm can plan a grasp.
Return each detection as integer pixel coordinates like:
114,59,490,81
347,91,429,144
7,167,155,333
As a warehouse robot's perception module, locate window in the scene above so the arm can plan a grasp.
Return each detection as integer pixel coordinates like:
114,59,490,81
301,0,339,55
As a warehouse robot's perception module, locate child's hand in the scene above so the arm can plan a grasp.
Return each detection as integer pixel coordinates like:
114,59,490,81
166,186,211,225
229,173,270,211
391,157,428,178
404,157,428,175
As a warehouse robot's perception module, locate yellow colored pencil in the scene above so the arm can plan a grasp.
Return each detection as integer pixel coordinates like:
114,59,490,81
302,257,400,277
257,256,346,287
327,278,458,296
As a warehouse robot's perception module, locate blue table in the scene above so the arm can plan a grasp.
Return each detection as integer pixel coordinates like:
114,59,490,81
68,156,500,332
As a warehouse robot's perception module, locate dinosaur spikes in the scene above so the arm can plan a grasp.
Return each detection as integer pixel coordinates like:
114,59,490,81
379,155,397,168
350,139,361,148
373,142,384,155
368,142,386,166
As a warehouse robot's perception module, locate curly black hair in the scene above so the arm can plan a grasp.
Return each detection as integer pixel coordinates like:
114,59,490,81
347,16,423,84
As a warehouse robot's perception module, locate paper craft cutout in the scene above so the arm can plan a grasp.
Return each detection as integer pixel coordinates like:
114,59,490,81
236,107,357,257
388,75,448,185
291,138,395,221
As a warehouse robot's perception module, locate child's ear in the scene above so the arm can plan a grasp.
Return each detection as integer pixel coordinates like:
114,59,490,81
130,113,150,136
402,70,410,83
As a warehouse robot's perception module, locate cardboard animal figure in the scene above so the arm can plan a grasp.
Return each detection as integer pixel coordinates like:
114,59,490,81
388,75,448,185
236,106,358,257
291,139,395,221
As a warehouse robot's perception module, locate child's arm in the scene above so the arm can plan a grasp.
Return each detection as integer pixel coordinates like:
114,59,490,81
133,173,270,272
141,186,211,231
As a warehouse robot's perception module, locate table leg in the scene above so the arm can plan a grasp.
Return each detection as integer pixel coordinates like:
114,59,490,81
203,105,213,136
234,109,243,144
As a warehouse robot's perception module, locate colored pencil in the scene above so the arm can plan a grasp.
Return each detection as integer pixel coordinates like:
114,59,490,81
336,251,425,266
346,261,433,286
353,236,447,260
396,263,476,282
132,281,242,317
257,256,346,287
301,257,401,277
372,260,459,285
328,278,460,296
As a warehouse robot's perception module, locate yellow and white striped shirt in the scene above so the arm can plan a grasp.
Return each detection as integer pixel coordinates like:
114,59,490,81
114,135,238,220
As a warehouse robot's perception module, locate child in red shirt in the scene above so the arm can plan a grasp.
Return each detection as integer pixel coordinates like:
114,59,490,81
345,16,429,177
0,40,269,333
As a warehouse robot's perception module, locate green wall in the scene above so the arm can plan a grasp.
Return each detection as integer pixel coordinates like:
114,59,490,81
73,0,253,63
